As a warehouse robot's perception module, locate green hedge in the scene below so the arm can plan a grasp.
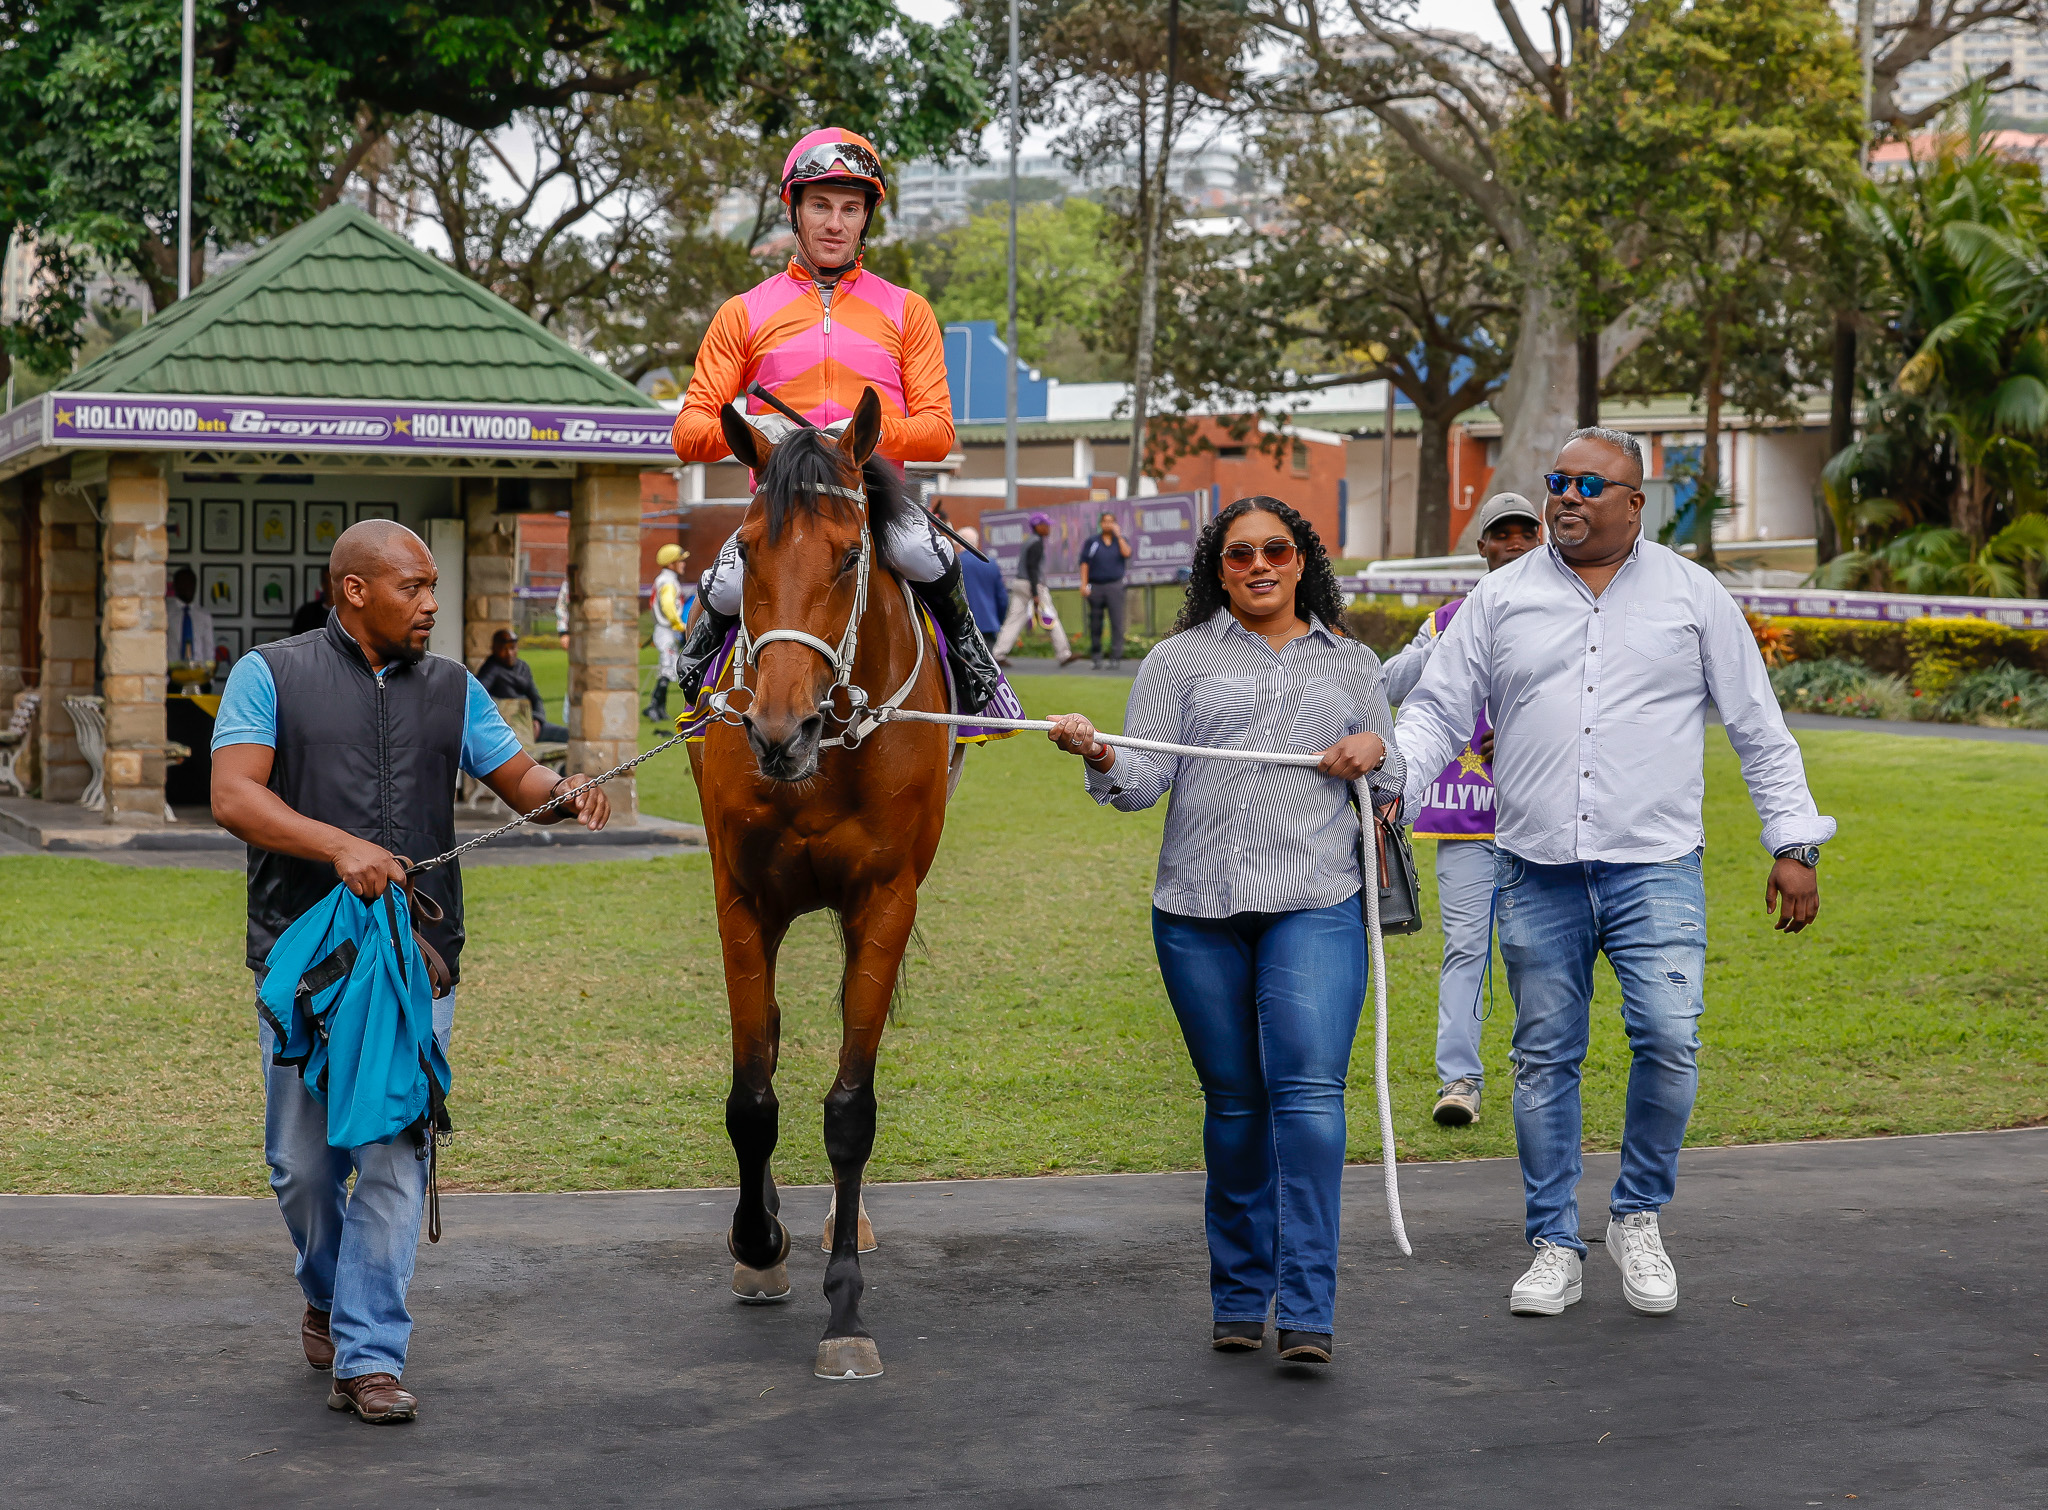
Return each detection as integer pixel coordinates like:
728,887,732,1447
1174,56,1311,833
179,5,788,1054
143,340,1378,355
1345,600,1439,658
1768,615,2048,693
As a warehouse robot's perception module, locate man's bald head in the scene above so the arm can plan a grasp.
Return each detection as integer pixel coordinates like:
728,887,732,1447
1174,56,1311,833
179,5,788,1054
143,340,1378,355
329,519,432,584
329,520,440,668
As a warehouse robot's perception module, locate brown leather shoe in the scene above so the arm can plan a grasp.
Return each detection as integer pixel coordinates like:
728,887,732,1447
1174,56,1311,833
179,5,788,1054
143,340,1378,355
327,1373,418,1422
300,1306,334,1371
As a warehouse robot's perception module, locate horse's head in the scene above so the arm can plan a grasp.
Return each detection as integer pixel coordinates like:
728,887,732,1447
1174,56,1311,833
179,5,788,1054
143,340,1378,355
720,388,884,782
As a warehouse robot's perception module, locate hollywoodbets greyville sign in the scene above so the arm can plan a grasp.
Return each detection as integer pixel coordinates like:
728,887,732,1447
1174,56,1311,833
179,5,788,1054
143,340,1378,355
0,392,677,473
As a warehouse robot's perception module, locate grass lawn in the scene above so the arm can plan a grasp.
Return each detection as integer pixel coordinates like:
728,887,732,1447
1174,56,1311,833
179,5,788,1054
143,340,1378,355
3,673,2044,1195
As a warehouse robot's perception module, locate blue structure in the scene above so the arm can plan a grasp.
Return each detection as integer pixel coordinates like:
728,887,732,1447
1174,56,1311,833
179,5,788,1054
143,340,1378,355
943,321,1047,424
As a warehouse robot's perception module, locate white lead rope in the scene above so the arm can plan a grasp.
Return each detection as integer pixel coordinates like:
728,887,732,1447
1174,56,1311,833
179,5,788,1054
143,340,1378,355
878,706,1413,1254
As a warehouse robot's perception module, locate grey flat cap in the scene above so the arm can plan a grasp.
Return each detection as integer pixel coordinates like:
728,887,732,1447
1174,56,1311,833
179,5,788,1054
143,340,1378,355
1475,491,1542,534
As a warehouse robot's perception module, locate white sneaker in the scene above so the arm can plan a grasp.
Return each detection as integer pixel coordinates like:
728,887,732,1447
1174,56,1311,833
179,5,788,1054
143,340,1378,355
1509,1239,1583,1315
1607,1211,1679,1314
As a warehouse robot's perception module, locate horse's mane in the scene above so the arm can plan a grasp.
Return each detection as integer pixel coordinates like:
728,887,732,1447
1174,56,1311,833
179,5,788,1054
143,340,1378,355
757,428,915,544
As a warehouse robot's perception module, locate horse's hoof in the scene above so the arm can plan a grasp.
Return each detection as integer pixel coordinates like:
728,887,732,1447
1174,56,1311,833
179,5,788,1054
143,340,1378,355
729,1217,793,1269
731,1261,791,1305
821,1198,878,1253
814,1336,884,1379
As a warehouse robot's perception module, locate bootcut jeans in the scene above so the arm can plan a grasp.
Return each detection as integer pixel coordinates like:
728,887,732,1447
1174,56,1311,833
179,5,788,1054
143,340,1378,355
1153,897,1366,1336
1494,849,1707,1255
258,985,455,1380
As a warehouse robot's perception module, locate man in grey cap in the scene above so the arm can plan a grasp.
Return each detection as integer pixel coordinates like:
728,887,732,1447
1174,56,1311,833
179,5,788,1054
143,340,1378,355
1382,491,1543,1126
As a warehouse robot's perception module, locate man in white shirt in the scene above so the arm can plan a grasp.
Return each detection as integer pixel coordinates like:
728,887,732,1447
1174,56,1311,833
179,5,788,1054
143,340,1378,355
1395,427,1834,1320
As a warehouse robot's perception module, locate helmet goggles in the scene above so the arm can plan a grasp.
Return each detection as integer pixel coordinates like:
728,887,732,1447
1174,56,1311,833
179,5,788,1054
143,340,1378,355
782,139,886,202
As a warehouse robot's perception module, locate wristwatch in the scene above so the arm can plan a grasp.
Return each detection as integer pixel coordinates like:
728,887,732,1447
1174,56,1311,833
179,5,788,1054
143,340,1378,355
1774,843,1822,868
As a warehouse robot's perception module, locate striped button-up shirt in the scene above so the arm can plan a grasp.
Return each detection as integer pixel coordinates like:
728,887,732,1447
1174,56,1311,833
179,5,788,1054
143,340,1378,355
1394,535,1835,865
1084,609,1407,918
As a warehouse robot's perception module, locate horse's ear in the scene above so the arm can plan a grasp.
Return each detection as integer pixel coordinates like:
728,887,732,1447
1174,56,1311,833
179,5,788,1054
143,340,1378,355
722,403,769,472
840,387,883,469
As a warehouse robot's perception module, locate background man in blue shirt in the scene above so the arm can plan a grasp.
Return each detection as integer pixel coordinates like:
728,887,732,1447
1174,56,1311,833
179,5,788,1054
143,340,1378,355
1077,511,1133,668
211,520,609,1424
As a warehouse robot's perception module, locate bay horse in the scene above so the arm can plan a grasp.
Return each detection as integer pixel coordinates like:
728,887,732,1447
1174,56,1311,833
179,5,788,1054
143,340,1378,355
687,387,955,1380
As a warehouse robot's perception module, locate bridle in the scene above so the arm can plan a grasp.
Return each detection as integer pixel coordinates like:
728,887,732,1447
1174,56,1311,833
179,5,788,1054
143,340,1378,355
702,479,926,750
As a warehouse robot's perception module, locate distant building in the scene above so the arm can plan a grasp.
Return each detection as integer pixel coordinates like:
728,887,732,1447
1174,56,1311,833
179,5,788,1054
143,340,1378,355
1847,3,2048,121
1867,128,2048,176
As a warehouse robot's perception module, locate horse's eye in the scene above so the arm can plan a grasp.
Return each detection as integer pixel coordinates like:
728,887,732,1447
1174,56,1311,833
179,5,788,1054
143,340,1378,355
839,548,860,574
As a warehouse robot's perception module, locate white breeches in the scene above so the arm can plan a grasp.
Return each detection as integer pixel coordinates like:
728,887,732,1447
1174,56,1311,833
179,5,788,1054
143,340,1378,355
699,515,955,616
652,624,683,680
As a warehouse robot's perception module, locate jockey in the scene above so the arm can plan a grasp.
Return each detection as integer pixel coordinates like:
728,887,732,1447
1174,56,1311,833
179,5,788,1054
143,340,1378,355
670,127,1003,713
643,543,692,725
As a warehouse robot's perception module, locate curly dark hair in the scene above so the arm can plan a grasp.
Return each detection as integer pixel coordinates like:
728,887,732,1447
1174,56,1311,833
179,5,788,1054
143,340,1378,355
1168,495,1349,637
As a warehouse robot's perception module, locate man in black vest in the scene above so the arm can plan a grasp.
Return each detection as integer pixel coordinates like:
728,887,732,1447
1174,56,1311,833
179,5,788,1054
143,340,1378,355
212,520,609,1424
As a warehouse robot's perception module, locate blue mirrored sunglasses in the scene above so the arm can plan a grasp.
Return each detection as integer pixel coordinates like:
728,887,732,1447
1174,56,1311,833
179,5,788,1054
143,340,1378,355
1544,472,1632,499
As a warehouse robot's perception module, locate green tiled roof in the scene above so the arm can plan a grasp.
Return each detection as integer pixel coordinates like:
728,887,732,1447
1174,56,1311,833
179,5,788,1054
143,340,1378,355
59,205,654,408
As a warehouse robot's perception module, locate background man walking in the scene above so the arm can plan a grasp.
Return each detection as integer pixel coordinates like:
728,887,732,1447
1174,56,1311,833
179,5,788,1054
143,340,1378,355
993,513,1078,666
1382,492,1544,1128
211,521,609,1423
1078,511,1133,669
1395,428,1833,1320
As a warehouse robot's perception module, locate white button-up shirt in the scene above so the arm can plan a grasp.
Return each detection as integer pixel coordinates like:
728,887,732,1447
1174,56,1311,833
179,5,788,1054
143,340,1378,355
1394,535,1835,865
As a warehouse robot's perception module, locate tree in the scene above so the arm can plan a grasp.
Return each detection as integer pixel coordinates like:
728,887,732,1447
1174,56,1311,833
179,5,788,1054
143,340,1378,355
1246,0,2040,505
1008,0,1255,487
930,197,1125,378
1818,97,2048,562
1154,124,1517,554
1545,0,1861,563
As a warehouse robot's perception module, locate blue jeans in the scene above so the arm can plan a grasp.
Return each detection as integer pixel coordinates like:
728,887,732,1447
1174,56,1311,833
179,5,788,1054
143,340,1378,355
1494,850,1707,1255
1433,838,1498,1087
258,987,455,1380
1153,898,1366,1335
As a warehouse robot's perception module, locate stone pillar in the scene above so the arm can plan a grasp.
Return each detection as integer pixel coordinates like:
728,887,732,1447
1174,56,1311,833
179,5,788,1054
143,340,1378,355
0,477,23,704
101,453,168,825
463,478,516,668
38,470,98,802
568,463,640,825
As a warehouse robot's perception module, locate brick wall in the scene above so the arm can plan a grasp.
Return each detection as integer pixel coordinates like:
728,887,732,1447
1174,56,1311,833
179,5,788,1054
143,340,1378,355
568,464,642,824
100,454,168,825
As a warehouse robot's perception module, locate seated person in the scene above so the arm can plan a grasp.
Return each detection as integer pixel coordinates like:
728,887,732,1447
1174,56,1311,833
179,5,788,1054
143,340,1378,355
475,629,568,742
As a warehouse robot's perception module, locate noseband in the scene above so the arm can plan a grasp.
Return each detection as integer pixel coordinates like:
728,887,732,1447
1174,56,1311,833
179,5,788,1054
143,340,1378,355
704,480,927,750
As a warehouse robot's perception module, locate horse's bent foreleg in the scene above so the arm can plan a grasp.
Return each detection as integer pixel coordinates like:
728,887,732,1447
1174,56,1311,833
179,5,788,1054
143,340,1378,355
719,892,792,1296
814,878,918,1379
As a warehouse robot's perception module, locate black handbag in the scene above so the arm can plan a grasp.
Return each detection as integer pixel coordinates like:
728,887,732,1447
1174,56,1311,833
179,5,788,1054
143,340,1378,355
1365,804,1424,935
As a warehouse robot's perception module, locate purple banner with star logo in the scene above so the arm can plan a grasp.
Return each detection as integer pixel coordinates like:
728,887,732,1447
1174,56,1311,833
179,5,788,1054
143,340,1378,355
33,392,677,462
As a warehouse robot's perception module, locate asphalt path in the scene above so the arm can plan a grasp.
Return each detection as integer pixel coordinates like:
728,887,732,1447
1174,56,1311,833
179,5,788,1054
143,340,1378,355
5,1129,2043,1508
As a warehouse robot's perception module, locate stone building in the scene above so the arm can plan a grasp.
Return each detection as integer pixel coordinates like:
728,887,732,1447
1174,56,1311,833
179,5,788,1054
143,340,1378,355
0,204,675,832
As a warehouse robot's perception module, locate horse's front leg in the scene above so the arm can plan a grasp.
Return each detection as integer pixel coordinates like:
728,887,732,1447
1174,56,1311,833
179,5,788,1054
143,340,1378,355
815,875,918,1379
719,889,792,1302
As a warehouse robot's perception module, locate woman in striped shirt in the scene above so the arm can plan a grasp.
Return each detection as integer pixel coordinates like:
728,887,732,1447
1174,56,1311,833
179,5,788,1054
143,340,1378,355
1048,496,1405,1366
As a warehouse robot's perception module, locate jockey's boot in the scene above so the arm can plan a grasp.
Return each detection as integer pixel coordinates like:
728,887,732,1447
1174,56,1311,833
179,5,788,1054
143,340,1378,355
913,561,1004,714
675,605,739,714
643,677,670,724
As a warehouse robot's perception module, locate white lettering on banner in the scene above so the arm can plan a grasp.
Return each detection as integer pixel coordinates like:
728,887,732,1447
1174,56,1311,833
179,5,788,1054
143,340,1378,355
411,412,536,442
1140,507,1186,532
1136,540,1184,562
1425,783,1497,811
560,417,670,446
988,522,1028,546
226,409,391,441
74,403,203,434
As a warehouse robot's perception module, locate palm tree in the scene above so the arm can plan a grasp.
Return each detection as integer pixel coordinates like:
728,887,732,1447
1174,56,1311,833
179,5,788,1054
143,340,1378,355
1852,91,2048,549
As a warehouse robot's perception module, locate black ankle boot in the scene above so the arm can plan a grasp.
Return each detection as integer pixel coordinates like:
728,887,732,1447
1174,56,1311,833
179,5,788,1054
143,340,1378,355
1276,1330,1333,1363
643,676,670,723
675,606,739,710
911,561,1004,713
1212,1321,1264,1351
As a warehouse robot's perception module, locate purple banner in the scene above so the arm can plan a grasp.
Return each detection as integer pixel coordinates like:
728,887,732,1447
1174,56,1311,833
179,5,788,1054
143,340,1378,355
0,395,45,466
43,392,677,461
980,492,1204,589
1338,570,2048,629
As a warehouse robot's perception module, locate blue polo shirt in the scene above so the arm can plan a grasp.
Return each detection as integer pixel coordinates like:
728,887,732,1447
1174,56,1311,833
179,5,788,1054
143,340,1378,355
213,651,524,778
1079,535,1128,585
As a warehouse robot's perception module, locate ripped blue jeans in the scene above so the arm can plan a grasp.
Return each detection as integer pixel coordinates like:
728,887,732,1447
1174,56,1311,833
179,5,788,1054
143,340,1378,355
1494,849,1706,1254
